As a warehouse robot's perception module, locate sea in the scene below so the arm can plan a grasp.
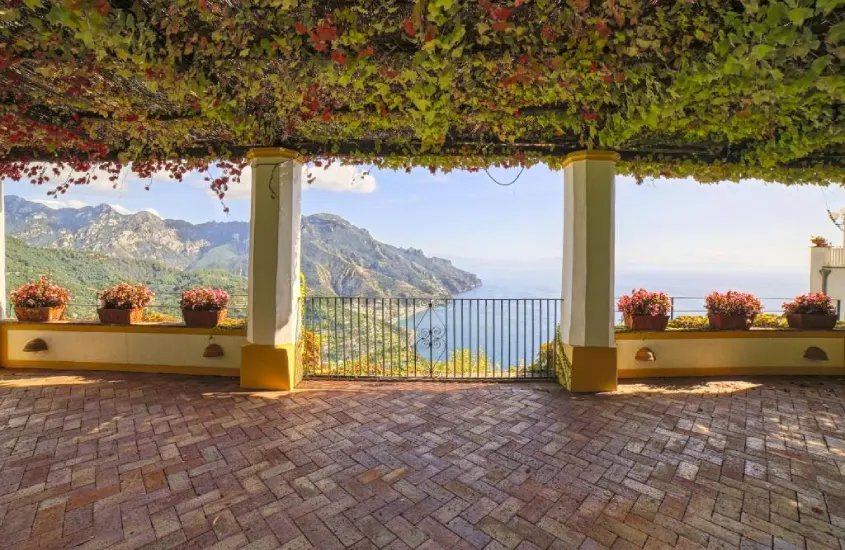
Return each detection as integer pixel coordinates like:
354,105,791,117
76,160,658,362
397,262,809,368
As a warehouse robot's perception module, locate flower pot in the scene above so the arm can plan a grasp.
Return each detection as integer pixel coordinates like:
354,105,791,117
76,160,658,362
182,308,228,328
626,314,669,331
708,313,751,330
14,306,65,322
97,308,144,325
786,313,837,330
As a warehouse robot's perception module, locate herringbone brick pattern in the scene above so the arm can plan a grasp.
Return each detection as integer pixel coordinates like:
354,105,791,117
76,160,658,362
1,373,845,549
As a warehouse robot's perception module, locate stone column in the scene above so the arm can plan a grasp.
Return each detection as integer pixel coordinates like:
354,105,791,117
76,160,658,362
559,151,619,392
0,180,6,320
241,148,303,390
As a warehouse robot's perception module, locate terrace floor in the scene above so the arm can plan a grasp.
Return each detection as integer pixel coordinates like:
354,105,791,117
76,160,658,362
1,373,845,549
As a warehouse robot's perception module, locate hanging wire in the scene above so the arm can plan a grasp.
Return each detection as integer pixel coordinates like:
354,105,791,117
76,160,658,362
484,166,525,186
821,187,843,229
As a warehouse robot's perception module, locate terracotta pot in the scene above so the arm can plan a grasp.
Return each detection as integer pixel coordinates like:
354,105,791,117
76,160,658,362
708,313,751,330
182,308,228,328
14,306,65,322
786,313,837,330
97,308,144,325
627,314,669,331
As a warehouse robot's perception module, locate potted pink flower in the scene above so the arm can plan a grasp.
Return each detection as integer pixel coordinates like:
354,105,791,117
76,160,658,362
617,289,671,331
811,235,830,247
9,277,71,322
180,287,230,327
97,283,154,325
705,291,762,330
782,293,837,330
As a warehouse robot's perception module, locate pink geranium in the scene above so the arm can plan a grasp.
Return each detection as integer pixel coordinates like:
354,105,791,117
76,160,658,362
705,291,762,318
617,289,671,317
9,277,71,308
180,287,229,311
782,293,836,315
99,283,154,310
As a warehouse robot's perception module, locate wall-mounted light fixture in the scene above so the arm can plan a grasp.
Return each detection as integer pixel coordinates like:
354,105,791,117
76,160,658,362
203,336,224,358
635,347,656,362
804,346,828,361
23,338,48,353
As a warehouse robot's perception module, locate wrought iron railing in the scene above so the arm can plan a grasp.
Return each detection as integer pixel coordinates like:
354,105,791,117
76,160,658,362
303,297,562,379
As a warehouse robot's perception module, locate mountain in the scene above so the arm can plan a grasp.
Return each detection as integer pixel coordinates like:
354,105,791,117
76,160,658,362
5,196,481,297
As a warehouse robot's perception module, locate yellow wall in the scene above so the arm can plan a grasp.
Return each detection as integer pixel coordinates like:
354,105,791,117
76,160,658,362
616,331,845,378
0,322,245,376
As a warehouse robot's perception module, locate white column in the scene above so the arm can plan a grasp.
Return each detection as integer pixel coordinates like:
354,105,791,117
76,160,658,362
559,151,618,392
246,149,302,347
0,180,6,320
561,151,617,346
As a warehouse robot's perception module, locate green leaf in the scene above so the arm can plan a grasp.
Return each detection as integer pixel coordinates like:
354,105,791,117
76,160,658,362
787,7,813,25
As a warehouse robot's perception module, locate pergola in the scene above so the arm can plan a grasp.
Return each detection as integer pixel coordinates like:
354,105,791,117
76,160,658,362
0,0,843,391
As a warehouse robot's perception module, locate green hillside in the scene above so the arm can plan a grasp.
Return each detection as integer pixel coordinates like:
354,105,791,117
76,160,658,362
6,237,248,319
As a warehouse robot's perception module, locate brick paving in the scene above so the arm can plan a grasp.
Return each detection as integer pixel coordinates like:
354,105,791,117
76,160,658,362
1,373,845,549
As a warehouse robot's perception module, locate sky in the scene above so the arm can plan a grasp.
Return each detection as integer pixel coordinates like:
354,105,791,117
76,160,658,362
5,163,845,279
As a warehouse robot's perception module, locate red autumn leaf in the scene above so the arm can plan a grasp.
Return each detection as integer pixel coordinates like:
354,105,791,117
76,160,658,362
518,54,528,64
379,103,388,117
491,7,513,21
513,109,520,116
321,109,331,122
315,23,338,41
358,45,374,59
425,26,437,42
198,0,207,9
491,21,511,31
603,73,613,83
596,20,612,36
583,112,599,120
541,25,557,41
331,50,347,65
478,0,493,12
97,1,111,15
403,18,417,37
294,23,308,34
589,61,598,72
738,109,751,118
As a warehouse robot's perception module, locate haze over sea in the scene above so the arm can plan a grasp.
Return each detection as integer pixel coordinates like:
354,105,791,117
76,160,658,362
453,258,809,318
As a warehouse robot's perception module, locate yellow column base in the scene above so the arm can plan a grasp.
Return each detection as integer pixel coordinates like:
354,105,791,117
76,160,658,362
559,344,617,392
240,343,299,390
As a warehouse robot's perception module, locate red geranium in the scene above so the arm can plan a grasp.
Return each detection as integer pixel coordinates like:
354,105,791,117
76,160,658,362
99,283,154,310
617,289,671,317
180,287,229,311
782,293,836,315
10,277,71,308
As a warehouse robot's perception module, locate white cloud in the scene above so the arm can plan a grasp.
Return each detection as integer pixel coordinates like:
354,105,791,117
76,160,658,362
307,163,377,194
107,204,161,218
193,163,378,201
30,198,88,210
109,204,133,215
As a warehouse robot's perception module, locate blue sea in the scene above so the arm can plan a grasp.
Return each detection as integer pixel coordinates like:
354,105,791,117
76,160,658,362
396,262,809,368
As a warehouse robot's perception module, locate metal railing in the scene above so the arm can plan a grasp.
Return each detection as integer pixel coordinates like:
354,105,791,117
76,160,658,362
7,293,249,320
826,247,845,267
303,297,562,379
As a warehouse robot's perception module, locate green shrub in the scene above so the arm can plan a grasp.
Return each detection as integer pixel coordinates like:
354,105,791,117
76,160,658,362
752,313,788,329
667,315,709,330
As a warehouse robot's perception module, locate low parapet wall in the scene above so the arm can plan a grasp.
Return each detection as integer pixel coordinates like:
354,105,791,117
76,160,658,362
0,321,246,376
616,330,845,378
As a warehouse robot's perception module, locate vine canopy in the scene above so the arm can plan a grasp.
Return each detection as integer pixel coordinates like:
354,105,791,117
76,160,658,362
0,0,843,190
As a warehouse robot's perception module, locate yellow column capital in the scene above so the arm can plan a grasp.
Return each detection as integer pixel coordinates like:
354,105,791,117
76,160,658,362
246,147,301,162
562,150,620,168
